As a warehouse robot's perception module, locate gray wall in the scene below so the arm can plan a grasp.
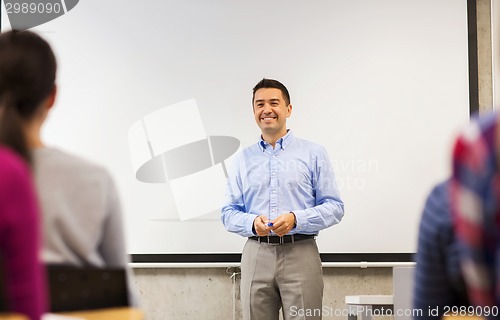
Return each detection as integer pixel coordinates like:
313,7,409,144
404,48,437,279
132,267,392,320
130,1,494,319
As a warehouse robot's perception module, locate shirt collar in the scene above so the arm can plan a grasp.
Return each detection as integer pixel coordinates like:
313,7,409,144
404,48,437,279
258,130,294,151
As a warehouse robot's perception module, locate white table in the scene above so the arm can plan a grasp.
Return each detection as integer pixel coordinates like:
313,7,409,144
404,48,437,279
345,295,393,320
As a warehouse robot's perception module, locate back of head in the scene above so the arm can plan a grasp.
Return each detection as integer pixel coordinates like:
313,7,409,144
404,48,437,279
252,78,291,106
0,30,57,164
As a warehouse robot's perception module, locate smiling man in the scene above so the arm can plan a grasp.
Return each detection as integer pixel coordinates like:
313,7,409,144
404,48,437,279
222,78,344,320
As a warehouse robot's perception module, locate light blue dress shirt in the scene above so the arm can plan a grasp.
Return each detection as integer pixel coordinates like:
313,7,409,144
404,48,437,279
221,130,344,237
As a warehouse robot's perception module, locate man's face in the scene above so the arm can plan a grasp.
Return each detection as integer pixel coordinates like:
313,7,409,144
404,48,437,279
253,88,292,136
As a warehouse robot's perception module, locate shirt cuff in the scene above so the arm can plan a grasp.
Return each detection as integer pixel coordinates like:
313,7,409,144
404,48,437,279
246,214,258,237
292,209,306,232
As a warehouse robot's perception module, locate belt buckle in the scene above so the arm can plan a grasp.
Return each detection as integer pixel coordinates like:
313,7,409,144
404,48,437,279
273,235,293,245
258,235,275,245
270,236,279,246
257,235,292,245
273,235,294,245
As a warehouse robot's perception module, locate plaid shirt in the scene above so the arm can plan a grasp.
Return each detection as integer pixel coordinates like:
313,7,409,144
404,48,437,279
451,111,500,307
414,180,468,319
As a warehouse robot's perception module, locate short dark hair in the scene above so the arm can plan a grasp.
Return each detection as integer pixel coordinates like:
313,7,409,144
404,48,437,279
0,30,57,163
252,78,291,106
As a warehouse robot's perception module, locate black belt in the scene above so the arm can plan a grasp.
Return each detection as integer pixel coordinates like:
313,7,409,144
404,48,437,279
249,234,315,244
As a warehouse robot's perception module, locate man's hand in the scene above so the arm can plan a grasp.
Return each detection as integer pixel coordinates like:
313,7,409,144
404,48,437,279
253,215,271,236
269,212,296,237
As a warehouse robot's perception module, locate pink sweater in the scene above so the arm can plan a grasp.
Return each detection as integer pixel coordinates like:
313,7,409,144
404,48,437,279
0,146,46,319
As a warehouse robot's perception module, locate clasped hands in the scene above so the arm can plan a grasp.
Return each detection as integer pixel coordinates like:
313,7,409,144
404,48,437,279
253,212,296,237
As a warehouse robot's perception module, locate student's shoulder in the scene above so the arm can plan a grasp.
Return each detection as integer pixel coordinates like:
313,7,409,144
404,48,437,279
421,180,452,229
0,146,30,182
34,147,111,178
0,147,33,201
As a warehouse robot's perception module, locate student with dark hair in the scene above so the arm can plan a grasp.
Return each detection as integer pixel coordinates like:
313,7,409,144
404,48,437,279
222,78,344,320
0,30,48,320
0,30,137,307
0,30,55,163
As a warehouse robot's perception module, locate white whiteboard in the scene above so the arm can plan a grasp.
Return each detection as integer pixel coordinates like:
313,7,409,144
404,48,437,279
2,0,470,254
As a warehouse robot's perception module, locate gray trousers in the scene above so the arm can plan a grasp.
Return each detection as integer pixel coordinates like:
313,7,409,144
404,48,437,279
240,238,324,320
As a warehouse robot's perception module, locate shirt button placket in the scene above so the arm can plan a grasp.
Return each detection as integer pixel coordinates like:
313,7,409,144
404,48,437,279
269,151,278,220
